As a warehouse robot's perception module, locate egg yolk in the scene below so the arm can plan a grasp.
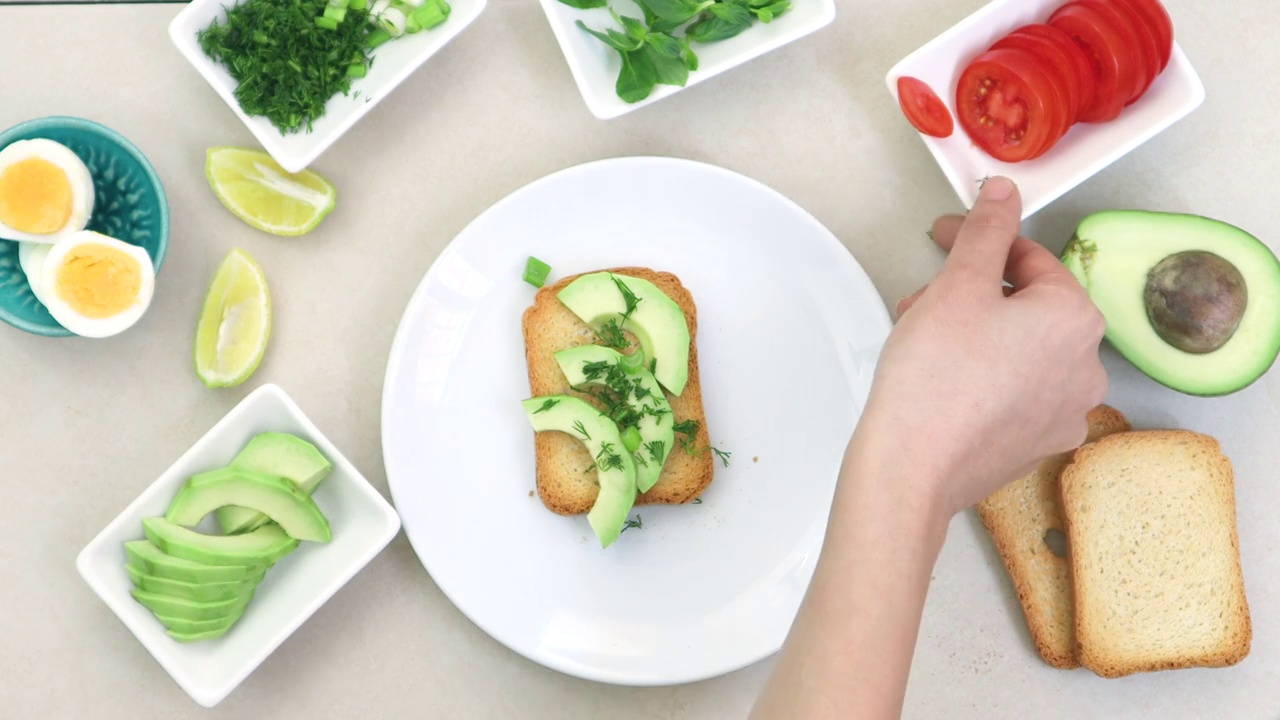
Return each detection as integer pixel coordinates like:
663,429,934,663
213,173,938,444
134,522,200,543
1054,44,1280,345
0,158,73,234
55,243,142,319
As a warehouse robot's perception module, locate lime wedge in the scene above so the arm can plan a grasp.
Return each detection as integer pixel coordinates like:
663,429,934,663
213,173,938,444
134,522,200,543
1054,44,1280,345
195,249,271,388
205,147,336,236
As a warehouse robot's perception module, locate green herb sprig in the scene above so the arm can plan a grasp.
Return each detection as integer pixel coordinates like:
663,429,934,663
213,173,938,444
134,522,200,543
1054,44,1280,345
564,0,791,102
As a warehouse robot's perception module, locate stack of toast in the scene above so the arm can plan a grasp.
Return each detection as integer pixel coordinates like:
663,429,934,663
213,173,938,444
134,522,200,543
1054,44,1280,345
978,406,1252,677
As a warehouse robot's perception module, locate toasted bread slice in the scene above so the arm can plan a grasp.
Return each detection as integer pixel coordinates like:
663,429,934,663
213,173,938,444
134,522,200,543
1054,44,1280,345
977,405,1132,669
1061,430,1251,678
522,267,714,514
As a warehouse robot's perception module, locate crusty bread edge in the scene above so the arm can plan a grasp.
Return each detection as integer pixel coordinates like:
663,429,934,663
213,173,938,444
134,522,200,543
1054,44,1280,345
1061,430,1253,678
976,404,1132,670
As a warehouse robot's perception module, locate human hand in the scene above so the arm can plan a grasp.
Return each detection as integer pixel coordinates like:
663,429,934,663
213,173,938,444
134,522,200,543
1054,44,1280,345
857,176,1108,517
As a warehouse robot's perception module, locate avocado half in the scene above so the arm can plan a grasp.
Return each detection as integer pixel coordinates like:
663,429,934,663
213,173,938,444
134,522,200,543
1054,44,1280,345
1062,210,1280,396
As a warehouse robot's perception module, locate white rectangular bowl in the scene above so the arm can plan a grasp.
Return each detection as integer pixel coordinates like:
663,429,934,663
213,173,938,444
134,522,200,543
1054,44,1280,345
170,0,487,173
886,0,1205,218
541,0,836,120
76,384,401,708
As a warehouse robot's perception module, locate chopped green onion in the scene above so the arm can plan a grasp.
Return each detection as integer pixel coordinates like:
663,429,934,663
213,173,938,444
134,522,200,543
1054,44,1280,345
315,15,340,29
366,26,392,47
622,427,642,454
619,350,645,375
350,0,368,8
523,256,552,288
324,4,347,22
405,13,422,33
347,63,367,78
376,7,406,36
412,0,449,29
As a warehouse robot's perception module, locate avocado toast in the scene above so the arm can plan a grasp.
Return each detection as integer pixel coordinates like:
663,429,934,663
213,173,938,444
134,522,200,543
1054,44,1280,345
522,267,714,544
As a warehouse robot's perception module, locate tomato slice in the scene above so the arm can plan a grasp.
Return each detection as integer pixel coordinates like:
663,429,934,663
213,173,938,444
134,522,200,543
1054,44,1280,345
1014,24,1097,125
896,77,955,138
1049,4,1137,123
993,31,1081,130
956,49,1064,163
1074,0,1159,104
1114,0,1174,72
1055,1,1147,106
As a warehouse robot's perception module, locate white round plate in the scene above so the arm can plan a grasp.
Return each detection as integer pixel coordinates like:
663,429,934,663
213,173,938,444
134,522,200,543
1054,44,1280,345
382,157,891,686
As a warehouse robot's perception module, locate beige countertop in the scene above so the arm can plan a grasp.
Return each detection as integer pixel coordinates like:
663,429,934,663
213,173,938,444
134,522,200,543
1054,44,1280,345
2,1,1278,717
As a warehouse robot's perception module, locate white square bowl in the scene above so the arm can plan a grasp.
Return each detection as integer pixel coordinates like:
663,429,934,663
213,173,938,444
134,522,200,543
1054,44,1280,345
75,384,401,708
540,0,836,120
169,0,487,173
885,0,1205,218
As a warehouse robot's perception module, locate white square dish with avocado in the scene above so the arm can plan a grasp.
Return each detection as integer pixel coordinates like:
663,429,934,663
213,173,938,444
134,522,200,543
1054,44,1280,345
76,384,402,708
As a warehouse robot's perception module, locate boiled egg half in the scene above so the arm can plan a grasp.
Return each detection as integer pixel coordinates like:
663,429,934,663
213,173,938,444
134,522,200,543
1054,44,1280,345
32,230,155,338
0,139,95,243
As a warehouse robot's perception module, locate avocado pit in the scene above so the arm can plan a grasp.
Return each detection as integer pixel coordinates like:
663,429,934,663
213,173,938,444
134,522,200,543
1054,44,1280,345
1144,251,1247,354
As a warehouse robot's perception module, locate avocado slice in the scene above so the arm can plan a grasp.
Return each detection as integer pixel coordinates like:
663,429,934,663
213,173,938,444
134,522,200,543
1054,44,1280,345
557,272,691,396
522,396,638,548
168,627,235,643
154,607,246,636
166,467,331,542
124,540,261,583
1063,211,1280,396
554,345,675,493
143,517,299,567
130,588,253,622
217,432,332,535
126,564,262,603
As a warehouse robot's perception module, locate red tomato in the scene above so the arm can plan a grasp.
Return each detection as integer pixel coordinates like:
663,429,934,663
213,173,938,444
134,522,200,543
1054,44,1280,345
1074,0,1159,103
993,31,1081,129
956,49,1065,163
897,77,955,138
1013,24,1097,125
1049,4,1138,122
1113,0,1174,72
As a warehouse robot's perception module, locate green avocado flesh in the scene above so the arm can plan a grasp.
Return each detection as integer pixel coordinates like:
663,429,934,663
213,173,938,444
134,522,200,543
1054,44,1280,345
124,540,261,583
1063,210,1280,396
217,432,332,535
130,588,253,622
126,564,262,602
143,517,299,567
557,272,692,396
166,467,332,543
554,345,674,494
522,395,638,548
154,609,246,636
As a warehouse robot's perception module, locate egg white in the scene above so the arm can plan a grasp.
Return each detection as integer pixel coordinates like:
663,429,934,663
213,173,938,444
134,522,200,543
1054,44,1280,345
39,231,155,339
16,241,53,305
0,139,95,244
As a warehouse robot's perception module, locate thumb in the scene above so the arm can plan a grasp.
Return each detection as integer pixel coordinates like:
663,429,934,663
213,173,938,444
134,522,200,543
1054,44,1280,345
943,176,1023,287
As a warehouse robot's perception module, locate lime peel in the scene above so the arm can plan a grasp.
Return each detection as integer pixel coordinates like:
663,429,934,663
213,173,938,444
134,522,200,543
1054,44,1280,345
205,147,336,236
195,248,272,388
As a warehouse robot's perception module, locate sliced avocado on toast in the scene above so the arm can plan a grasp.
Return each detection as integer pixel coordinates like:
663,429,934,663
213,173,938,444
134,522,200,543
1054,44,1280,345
554,345,675,493
522,396,638,548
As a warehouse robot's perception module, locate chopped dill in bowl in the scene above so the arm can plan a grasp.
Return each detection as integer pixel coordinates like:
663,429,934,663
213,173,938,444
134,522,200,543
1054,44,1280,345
197,0,452,134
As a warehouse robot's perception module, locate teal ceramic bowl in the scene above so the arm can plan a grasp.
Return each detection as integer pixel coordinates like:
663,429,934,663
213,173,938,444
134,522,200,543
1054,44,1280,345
0,116,169,337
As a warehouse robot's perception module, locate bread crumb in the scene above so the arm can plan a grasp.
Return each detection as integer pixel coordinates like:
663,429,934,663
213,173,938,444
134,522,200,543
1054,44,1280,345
528,490,534,497
753,456,759,463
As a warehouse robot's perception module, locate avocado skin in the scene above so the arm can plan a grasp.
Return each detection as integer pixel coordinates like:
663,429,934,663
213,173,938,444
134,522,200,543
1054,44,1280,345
1062,210,1280,397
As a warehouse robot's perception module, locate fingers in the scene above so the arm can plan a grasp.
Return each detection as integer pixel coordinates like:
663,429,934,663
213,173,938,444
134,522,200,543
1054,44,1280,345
942,177,1023,287
896,286,927,318
933,211,1072,291
1005,236,1075,289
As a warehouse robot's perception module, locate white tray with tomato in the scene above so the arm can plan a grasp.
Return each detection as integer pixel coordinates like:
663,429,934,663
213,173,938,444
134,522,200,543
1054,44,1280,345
886,0,1204,218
